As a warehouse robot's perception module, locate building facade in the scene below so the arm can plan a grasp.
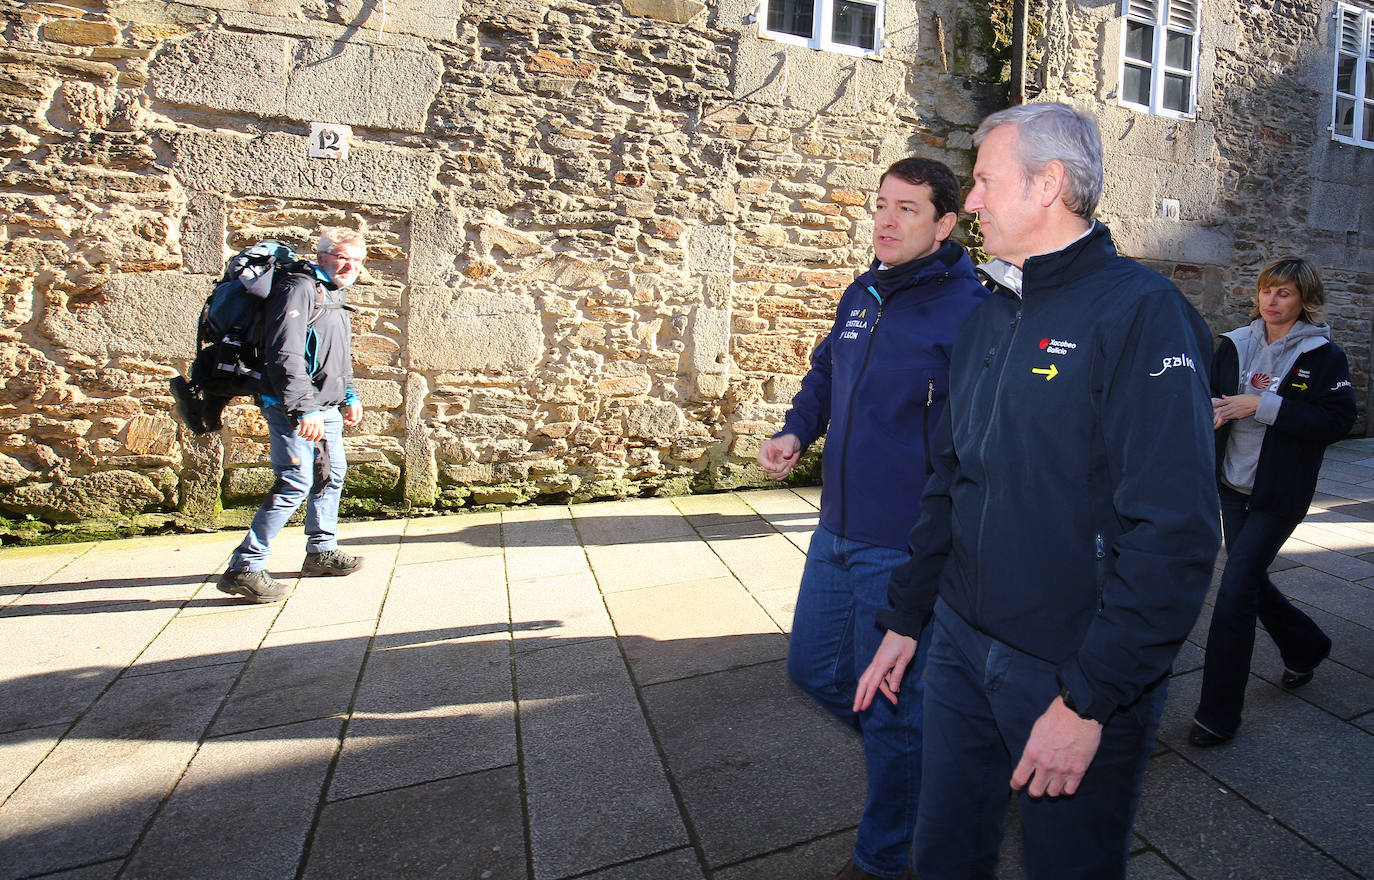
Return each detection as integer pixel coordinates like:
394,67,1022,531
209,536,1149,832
0,0,1370,527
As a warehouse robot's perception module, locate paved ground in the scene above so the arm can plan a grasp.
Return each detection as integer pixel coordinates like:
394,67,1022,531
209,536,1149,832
2,441,1373,880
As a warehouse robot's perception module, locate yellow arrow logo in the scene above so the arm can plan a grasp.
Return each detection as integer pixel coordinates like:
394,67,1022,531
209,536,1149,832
1032,364,1059,381
1292,382,1308,391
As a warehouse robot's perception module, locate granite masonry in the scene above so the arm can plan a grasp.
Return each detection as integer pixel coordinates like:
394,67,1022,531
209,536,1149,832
0,0,1371,525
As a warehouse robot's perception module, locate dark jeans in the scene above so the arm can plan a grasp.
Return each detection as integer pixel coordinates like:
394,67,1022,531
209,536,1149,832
1194,485,1331,738
788,524,930,878
914,600,1166,880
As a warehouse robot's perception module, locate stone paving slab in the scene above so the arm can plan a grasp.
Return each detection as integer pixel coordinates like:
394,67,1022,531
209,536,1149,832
121,717,343,880
209,618,373,736
305,767,527,880
606,578,789,685
516,636,687,880
0,663,239,879
643,660,865,868
328,631,515,800
2,466,1373,880
586,536,732,593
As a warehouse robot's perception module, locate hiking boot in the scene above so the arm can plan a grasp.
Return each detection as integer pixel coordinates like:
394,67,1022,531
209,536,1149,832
217,568,290,603
302,549,364,577
169,376,207,434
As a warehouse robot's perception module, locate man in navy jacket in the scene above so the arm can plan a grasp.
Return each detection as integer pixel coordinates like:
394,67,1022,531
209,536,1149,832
758,157,986,880
855,104,1220,879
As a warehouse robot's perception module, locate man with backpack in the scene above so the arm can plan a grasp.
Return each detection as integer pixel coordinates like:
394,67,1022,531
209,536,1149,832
217,226,367,603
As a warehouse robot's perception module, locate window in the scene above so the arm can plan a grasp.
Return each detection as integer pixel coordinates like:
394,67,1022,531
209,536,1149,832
1118,0,1199,117
1333,3,1374,147
761,0,882,56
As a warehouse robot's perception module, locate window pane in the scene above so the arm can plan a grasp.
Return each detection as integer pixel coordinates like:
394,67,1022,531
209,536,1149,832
832,0,877,49
1365,102,1374,142
1335,96,1355,138
1123,63,1151,106
767,0,813,39
1165,30,1192,70
1367,60,1374,97
1336,55,1356,95
1125,21,1154,62
1164,73,1189,112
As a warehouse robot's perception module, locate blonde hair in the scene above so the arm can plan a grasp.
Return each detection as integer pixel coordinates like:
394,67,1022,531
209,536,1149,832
317,226,366,256
1250,257,1324,325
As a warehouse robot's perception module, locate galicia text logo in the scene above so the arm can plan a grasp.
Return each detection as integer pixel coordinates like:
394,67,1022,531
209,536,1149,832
1038,337,1078,356
1149,353,1196,377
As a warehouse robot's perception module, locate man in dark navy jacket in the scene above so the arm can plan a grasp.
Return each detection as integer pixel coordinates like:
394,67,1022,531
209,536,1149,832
855,104,1220,879
758,157,986,880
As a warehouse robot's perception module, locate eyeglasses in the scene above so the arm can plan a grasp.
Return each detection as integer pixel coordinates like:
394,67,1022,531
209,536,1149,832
322,250,366,265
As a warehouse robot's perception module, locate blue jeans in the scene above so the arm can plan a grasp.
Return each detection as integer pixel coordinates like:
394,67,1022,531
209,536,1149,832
1194,485,1330,738
788,524,928,878
230,406,346,571
915,600,1165,880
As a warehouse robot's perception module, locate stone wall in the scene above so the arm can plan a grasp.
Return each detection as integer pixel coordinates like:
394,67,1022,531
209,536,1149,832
1033,0,1374,430
0,0,1004,525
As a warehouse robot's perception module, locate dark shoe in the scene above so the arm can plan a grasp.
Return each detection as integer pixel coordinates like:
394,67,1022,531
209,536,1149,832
1281,668,1315,689
1188,722,1232,748
217,568,290,603
1282,636,1330,689
834,859,914,880
302,549,364,577
169,376,207,434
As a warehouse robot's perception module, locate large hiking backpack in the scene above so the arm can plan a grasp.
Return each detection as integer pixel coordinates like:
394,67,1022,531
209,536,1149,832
170,240,313,434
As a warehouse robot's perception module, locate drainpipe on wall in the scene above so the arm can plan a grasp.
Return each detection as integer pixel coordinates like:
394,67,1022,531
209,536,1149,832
1010,0,1027,105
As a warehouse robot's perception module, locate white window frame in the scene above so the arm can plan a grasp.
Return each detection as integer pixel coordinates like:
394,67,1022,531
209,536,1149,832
1117,0,1200,119
1332,3,1374,148
758,0,884,58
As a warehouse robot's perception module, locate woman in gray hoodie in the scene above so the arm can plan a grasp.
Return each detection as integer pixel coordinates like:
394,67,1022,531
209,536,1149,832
1190,257,1357,747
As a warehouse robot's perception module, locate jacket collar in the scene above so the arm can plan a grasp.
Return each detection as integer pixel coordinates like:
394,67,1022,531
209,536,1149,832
1018,220,1116,293
864,239,975,303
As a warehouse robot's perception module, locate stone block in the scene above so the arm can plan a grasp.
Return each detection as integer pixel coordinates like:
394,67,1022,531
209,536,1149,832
688,304,730,375
121,718,343,880
329,0,463,41
166,130,436,207
306,769,526,880
43,18,121,45
688,225,733,274
478,222,544,259
623,400,684,439
407,204,463,287
524,252,605,289
180,193,226,275
149,31,288,116
4,470,164,522
622,0,706,23
285,39,442,133
39,271,203,361
123,415,177,455
408,286,542,371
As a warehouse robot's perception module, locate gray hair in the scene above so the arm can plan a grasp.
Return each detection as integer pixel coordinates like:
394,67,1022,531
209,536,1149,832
317,226,366,255
973,102,1103,220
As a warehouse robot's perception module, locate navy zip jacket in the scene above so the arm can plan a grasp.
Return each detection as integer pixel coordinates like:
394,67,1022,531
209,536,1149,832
779,239,987,550
879,223,1221,722
1212,331,1356,521
260,266,358,419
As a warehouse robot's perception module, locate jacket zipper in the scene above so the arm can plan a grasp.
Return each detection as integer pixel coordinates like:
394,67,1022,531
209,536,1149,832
1094,531,1107,609
923,376,935,475
973,287,1023,617
838,284,886,541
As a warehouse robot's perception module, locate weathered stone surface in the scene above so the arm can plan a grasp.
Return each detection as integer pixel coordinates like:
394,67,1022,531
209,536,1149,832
181,193,227,275
687,225,734,274
166,131,436,207
408,287,543,372
177,430,223,518
124,415,177,455
688,304,730,376
149,31,288,116
2,470,165,522
621,0,705,24
38,272,203,361
285,40,442,133
43,18,122,45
